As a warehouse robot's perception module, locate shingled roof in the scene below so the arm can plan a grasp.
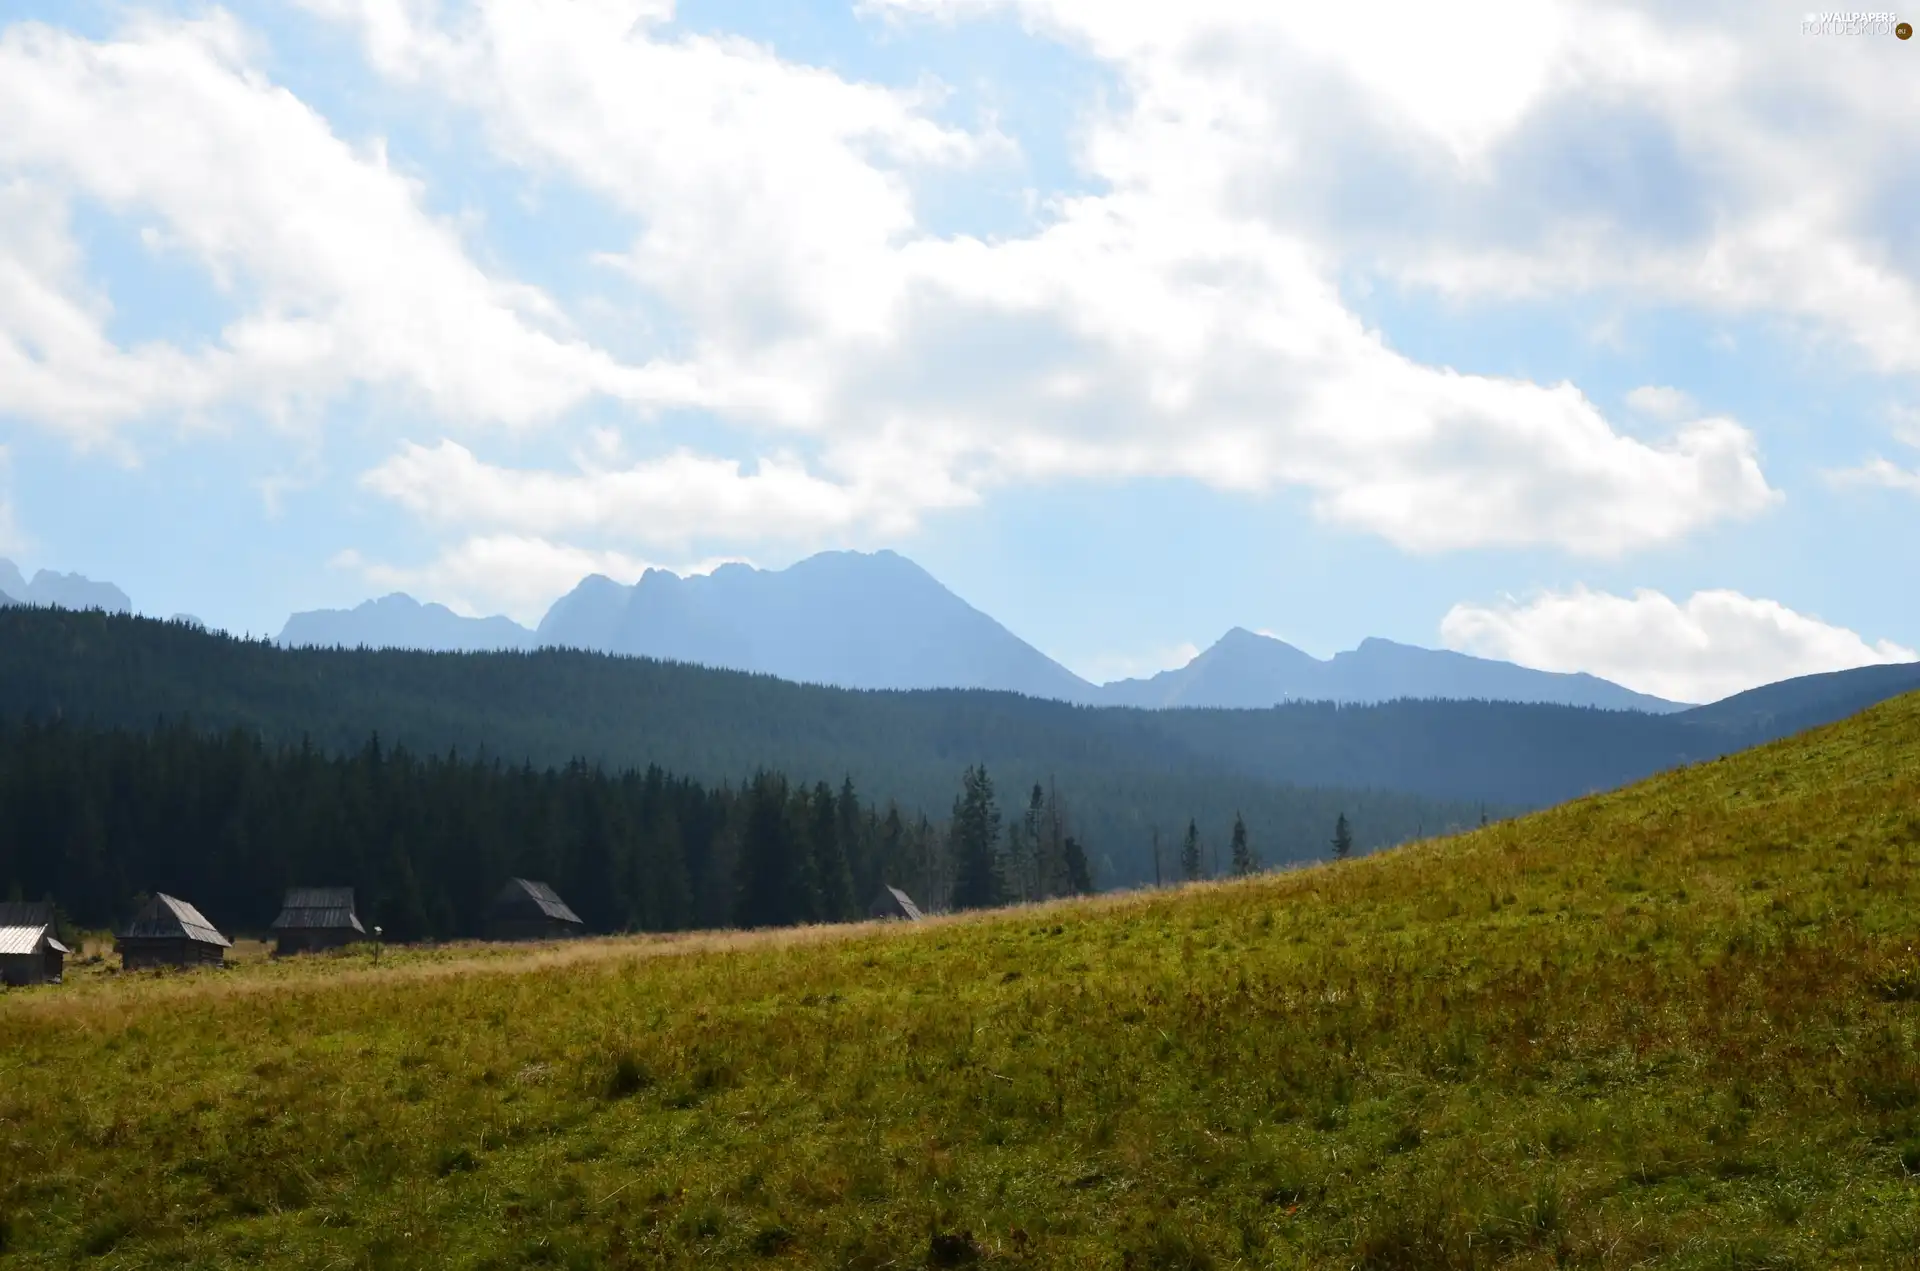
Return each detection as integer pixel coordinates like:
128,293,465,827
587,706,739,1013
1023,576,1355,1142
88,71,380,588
0,901,66,956
120,894,232,947
271,888,365,933
489,878,583,925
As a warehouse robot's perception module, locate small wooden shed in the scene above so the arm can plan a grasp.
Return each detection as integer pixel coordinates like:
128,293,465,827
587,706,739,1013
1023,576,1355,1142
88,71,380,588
868,885,924,922
0,901,69,986
270,887,366,956
485,878,584,941
117,893,231,970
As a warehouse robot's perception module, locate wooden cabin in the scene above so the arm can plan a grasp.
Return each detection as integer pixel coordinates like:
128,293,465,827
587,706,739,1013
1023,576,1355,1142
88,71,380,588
485,878,584,941
270,887,366,956
868,885,924,922
116,893,231,970
0,901,69,986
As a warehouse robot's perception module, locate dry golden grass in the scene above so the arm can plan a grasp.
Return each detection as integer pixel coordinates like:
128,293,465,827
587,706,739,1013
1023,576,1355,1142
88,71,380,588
5,693,1920,1267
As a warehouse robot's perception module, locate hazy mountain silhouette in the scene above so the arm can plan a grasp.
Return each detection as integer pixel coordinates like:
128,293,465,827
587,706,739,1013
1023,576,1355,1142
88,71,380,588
1673,661,1920,736
280,552,1675,710
279,594,535,653
1098,627,1684,712
538,550,1096,700
0,559,132,613
1099,628,1325,708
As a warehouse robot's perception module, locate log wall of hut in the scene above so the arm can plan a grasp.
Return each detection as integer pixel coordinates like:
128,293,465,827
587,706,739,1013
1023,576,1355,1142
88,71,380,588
486,916,582,942
0,948,61,987
119,938,226,971
274,927,362,957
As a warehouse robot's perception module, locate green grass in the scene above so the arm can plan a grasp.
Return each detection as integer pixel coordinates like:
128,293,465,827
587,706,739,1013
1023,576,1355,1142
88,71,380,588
6,694,1920,1268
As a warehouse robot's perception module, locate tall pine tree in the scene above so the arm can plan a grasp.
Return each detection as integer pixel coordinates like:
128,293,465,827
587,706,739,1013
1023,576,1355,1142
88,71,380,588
1332,812,1354,861
807,779,854,922
1230,811,1255,876
1062,834,1094,895
948,765,1004,911
736,772,804,927
1180,818,1202,881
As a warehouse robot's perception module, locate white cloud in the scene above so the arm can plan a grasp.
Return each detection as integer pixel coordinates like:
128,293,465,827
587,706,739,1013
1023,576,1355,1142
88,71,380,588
0,14,701,441
1441,586,1917,705
27,0,1903,576
884,0,1920,378
1826,416,1920,494
332,537,748,625
360,438,978,549
301,0,1777,559
1626,385,1698,421
1825,456,1920,495
305,0,995,376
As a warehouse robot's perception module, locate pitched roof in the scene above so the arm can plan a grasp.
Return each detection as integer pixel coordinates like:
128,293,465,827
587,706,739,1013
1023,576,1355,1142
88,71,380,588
0,901,56,956
119,893,232,947
872,885,924,921
271,887,365,933
0,925,52,956
488,878,583,925
0,901,53,927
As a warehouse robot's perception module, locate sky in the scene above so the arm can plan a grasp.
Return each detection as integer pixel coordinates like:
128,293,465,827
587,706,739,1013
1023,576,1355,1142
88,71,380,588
0,0,1916,704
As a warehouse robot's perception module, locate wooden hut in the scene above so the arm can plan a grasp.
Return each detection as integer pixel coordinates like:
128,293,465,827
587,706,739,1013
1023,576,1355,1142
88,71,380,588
116,893,231,970
868,885,924,922
0,901,69,986
485,878,584,941
270,887,366,956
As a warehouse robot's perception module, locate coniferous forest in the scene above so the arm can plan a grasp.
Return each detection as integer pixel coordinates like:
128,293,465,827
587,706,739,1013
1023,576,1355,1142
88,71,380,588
0,718,1110,940
0,607,1509,889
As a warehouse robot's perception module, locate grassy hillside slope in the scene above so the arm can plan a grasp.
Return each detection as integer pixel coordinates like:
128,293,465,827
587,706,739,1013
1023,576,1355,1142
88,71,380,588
4,693,1920,1267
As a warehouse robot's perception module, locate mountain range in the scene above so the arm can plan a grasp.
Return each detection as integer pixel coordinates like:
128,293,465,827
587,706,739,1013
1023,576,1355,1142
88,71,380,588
0,558,132,614
276,550,1692,711
1096,626,1681,712
15,548,1910,715
279,593,538,654
8,605,1920,890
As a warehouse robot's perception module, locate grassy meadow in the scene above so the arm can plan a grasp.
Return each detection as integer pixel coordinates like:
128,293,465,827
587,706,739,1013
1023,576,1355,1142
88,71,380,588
5,693,1920,1268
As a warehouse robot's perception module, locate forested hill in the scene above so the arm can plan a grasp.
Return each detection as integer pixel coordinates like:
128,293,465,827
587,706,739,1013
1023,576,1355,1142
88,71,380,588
1,608,1906,886
0,720,1049,941
0,610,1479,887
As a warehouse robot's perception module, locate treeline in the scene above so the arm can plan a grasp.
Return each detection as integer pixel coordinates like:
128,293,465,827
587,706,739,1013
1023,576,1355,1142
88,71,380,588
0,608,1495,885
0,720,1137,940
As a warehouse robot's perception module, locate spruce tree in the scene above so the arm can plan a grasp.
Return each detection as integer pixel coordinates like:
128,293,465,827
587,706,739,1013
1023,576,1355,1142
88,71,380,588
915,811,945,912
1062,834,1094,895
948,765,1004,910
808,779,854,922
1230,811,1255,876
1022,782,1047,901
736,772,803,928
837,776,869,904
1180,818,1202,881
1040,780,1070,900
1332,812,1354,861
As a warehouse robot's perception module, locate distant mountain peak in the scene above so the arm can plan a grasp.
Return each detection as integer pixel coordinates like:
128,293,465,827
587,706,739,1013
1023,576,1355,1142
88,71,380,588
1098,627,1682,713
0,559,132,613
535,549,1093,699
279,592,534,653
